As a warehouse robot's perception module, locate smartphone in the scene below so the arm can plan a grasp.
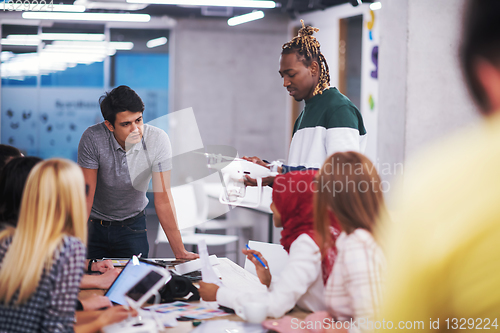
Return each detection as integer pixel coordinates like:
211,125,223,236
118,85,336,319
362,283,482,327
124,266,171,309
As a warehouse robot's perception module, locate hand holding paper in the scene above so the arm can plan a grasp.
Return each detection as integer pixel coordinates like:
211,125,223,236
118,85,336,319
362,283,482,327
198,239,221,285
197,239,222,302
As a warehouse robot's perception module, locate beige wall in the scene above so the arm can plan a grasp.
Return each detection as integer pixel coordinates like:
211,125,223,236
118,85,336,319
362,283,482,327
170,15,289,186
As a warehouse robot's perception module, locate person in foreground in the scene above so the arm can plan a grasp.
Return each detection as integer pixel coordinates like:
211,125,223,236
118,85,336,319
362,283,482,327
0,159,133,332
260,152,387,333
0,144,22,174
0,156,118,311
199,170,340,318
380,0,500,330
313,152,386,333
0,156,42,230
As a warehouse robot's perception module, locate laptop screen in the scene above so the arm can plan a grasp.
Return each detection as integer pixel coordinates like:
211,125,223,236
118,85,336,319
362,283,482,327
105,258,166,305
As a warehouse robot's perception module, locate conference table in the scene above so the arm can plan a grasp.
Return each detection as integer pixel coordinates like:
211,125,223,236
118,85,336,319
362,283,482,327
79,257,309,332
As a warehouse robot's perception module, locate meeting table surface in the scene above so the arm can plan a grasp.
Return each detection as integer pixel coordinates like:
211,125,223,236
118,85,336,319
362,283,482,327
79,257,308,332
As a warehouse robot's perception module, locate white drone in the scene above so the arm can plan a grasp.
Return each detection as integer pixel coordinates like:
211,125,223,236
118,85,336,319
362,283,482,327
202,153,278,208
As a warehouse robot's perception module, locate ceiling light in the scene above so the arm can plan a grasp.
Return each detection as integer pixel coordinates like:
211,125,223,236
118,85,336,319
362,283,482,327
6,35,39,41
6,33,106,41
125,0,276,9
44,45,117,56
1,38,39,46
110,41,134,50
369,2,381,10
1,51,15,62
42,33,105,41
50,40,133,50
22,11,151,22
146,37,167,48
228,10,264,26
50,4,86,11
77,1,148,10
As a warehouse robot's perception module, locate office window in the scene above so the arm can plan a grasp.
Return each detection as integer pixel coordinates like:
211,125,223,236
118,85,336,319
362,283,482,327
1,25,170,160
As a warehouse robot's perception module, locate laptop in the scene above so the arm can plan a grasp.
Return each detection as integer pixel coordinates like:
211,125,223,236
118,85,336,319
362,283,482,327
105,257,171,306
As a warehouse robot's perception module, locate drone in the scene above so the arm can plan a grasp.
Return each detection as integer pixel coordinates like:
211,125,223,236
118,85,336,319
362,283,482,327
202,153,278,208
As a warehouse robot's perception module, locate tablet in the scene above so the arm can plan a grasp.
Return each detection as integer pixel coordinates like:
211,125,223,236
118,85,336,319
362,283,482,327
105,258,171,306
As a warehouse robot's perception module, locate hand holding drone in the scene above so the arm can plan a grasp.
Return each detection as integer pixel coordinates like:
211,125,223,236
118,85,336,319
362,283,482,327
202,153,279,208
241,156,282,187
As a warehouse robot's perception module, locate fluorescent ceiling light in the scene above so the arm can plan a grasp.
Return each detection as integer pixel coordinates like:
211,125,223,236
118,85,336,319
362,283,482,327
110,41,134,50
125,0,276,9
42,33,105,41
1,51,14,62
50,4,86,11
5,35,39,41
73,0,147,11
87,2,147,10
22,11,151,22
369,2,381,10
228,10,264,26
49,40,134,50
6,33,106,41
147,36,167,48
1,38,39,46
44,46,117,56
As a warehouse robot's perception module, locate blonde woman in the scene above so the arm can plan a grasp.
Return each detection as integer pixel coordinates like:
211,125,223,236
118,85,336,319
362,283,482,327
0,159,90,331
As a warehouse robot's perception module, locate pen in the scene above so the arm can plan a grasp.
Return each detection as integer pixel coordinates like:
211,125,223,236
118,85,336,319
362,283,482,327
245,245,268,269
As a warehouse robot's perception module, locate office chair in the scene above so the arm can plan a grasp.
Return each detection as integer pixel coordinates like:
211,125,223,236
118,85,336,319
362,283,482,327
153,183,239,261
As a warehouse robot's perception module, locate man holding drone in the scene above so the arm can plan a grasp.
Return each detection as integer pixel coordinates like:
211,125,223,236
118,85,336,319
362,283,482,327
245,20,366,185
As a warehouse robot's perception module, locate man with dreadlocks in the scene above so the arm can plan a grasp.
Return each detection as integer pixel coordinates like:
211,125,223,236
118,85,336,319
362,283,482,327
245,20,367,185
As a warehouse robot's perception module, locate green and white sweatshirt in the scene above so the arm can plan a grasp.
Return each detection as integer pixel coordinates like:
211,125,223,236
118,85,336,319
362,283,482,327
287,87,367,169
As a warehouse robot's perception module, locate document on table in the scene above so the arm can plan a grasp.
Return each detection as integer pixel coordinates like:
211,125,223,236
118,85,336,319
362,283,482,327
217,258,267,293
198,239,222,285
191,320,266,333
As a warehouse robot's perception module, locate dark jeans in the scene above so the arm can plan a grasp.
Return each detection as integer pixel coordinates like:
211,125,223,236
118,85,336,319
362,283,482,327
87,211,149,259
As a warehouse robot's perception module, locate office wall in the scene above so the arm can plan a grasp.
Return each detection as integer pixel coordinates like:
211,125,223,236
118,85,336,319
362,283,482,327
378,0,479,184
169,16,289,247
170,15,289,183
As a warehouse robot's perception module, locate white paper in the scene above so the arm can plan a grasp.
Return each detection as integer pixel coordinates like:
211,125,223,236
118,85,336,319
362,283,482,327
174,254,219,275
244,241,289,278
198,239,222,285
217,258,267,293
191,320,266,333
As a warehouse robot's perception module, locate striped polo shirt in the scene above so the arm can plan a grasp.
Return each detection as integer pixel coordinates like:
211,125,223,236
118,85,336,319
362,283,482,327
288,87,367,169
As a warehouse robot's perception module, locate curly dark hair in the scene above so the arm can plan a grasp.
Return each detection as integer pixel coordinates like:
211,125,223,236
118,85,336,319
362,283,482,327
282,20,330,97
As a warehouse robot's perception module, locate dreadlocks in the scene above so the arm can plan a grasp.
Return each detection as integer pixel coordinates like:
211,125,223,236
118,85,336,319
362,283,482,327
282,20,331,97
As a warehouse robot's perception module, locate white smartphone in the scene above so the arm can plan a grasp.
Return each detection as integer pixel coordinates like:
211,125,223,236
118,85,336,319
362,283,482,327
124,266,171,309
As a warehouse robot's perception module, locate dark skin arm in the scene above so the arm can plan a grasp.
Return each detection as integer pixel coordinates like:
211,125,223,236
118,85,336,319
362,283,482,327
198,281,219,302
242,156,282,186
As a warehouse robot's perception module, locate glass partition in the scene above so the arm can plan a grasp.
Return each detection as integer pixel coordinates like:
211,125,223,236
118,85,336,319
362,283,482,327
1,24,169,160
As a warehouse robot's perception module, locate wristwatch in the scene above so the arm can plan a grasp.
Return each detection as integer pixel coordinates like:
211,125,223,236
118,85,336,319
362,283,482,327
88,259,97,272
